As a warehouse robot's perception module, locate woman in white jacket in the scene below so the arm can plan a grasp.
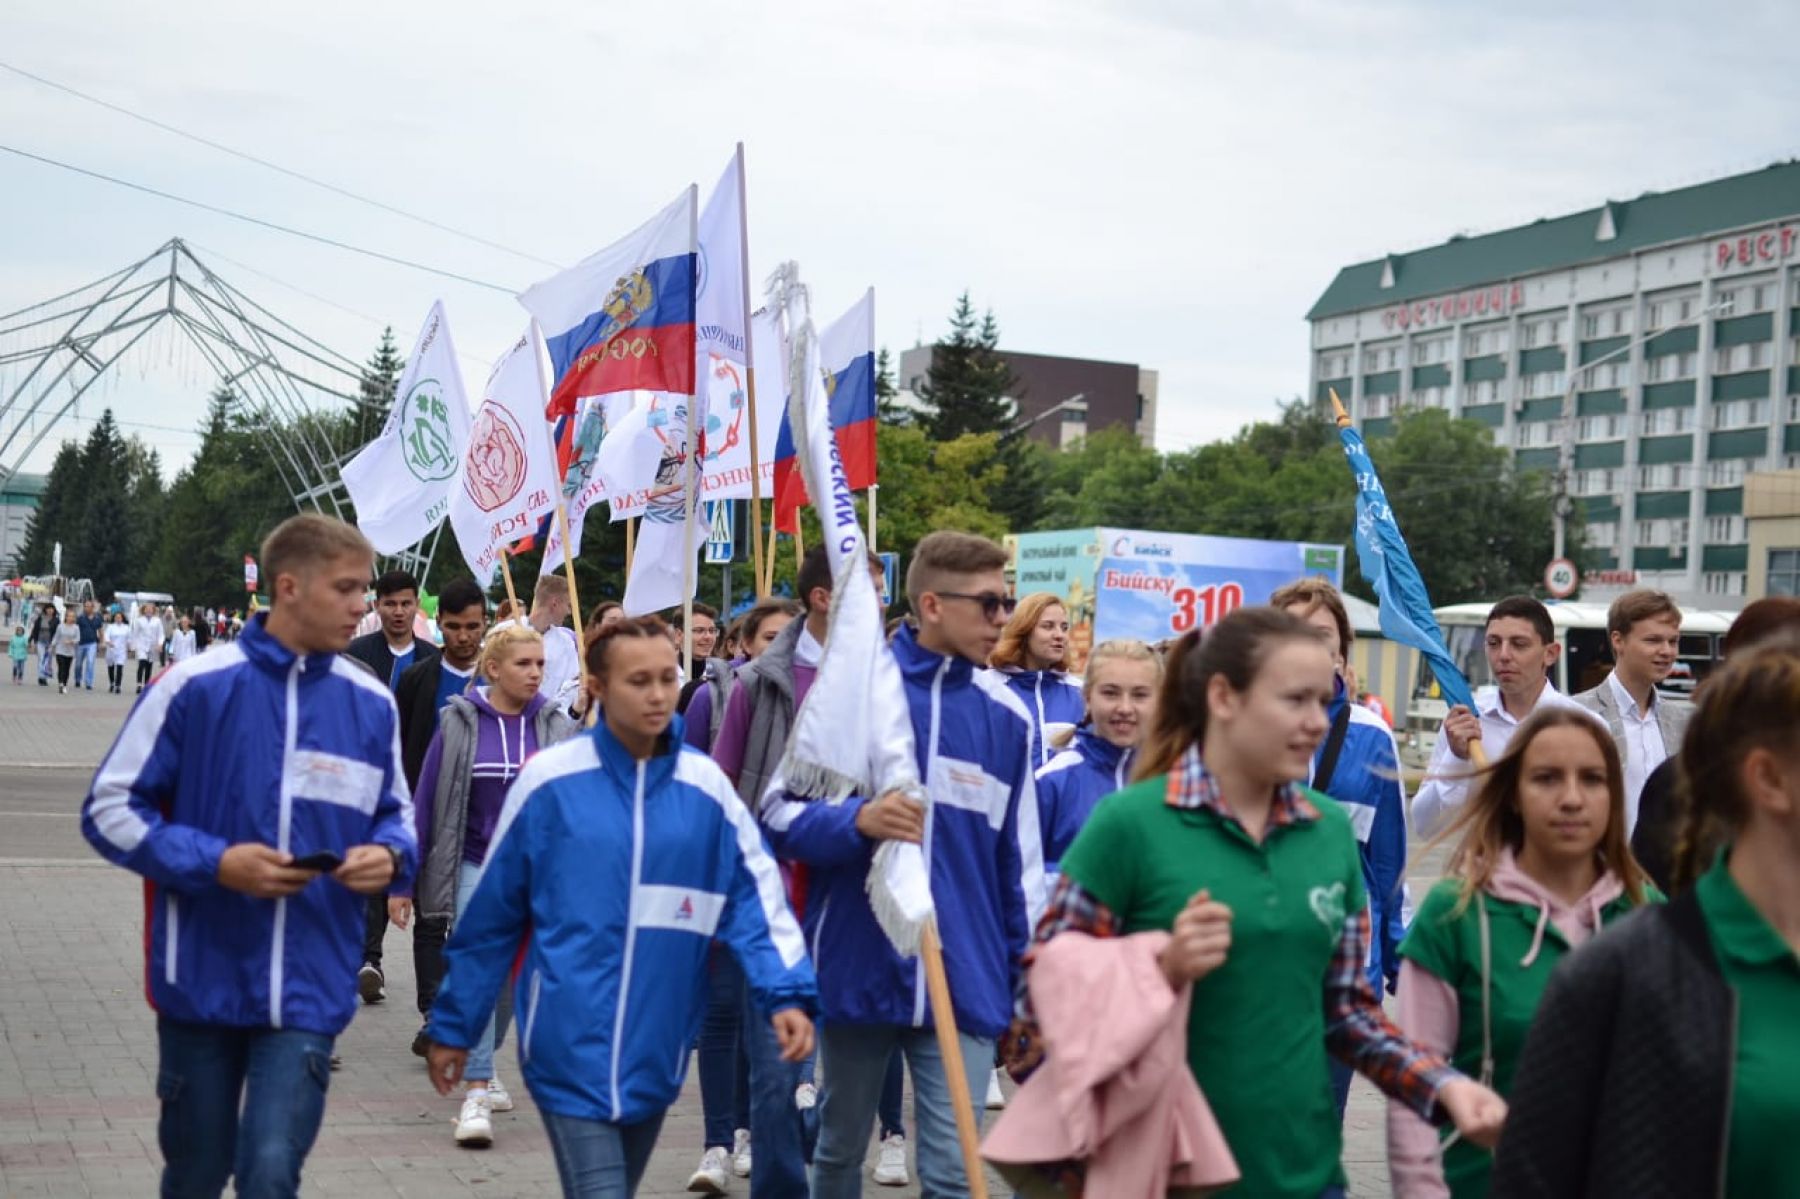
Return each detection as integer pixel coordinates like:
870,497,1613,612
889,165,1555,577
130,603,163,692
168,616,197,664
103,612,130,693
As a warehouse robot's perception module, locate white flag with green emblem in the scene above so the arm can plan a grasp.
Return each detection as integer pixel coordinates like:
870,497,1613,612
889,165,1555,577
341,300,472,554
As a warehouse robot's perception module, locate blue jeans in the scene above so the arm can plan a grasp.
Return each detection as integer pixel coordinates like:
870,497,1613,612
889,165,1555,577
454,861,513,1080
696,945,749,1148
811,1024,991,1199
76,642,96,687
879,1048,905,1138
540,1108,666,1198
739,986,816,1199
154,1017,333,1199
1329,1058,1353,1119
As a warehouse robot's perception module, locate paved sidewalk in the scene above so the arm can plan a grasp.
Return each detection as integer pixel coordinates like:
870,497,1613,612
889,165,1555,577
0,664,1395,1196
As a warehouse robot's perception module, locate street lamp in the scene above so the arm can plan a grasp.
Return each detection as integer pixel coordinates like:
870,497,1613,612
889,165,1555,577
1007,392,1086,439
1551,299,1732,560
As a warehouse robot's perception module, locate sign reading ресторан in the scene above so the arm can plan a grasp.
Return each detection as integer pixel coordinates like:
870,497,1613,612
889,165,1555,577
1714,225,1799,272
1382,283,1526,331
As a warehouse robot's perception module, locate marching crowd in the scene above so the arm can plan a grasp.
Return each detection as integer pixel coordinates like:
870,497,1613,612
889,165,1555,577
8,596,244,694
74,511,1798,1198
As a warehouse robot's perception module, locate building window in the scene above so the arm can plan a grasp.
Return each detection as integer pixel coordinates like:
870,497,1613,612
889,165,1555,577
1520,316,1565,349
1710,398,1771,430
1363,394,1394,419
1648,351,1699,381
1574,468,1620,496
1636,518,1689,547
1464,326,1509,357
1579,414,1626,442
1462,379,1501,406
1789,394,1800,422
1705,515,1746,543
1769,549,1800,596
1364,343,1401,372
1703,572,1747,597
1581,306,1634,339
1713,342,1772,374
1585,521,1618,548
1581,361,1630,390
1411,336,1450,366
1520,371,1566,398
1638,463,1694,489
1647,292,1701,331
1641,407,1696,435
1707,459,1748,487
1317,350,1352,378
1718,279,1775,316
1413,385,1448,410
1514,422,1558,448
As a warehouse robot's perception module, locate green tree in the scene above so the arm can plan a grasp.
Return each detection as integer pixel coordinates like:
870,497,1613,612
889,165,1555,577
18,440,85,575
354,326,405,448
913,293,1016,441
121,442,165,586
875,347,909,425
70,410,134,596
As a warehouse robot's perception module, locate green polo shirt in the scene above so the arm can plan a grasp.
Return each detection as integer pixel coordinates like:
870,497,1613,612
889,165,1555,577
1694,855,1800,1197
1400,879,1651,1199
1057,776,1365,1199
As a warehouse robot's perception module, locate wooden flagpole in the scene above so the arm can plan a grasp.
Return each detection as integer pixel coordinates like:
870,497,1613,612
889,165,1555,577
496,549,522,619
552,499,590,697
1328,387,1485,769
921,921,990,1199
736,143,769,600
625,516,636,577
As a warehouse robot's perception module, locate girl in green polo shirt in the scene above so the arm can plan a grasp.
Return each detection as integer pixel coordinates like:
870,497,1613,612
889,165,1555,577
1007,607,1506,1199
1387,707,1658,1199
1492,636,1800,1197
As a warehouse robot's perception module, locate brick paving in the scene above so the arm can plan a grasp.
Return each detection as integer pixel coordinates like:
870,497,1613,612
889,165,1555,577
0,661,1396,1196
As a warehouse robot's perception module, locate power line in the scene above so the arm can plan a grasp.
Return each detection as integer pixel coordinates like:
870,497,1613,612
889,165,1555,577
0,60,563,271
0,142,519,295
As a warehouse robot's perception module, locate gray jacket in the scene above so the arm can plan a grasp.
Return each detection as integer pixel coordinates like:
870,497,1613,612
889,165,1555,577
730,617,805,808
1572,673,1692,771
416,695,576,921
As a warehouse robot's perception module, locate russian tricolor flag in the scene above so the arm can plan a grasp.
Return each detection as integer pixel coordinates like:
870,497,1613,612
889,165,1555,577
519,187,698,419
773,288,876,533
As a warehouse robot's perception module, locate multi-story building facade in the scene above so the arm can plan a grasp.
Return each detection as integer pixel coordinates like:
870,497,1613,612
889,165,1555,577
1308,160,1800,601
0,471,43,577
897,345,1158,449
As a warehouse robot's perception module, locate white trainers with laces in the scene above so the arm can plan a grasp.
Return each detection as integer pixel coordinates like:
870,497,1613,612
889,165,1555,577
873,1132,910,1186
986,1067,1007,1109
454,1090,493,1148
730,1128,752,1177
486,1076,514,1112
686,1145,731,1193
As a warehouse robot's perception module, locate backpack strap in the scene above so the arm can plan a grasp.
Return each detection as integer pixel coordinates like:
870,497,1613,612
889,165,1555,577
1312,703,1353,794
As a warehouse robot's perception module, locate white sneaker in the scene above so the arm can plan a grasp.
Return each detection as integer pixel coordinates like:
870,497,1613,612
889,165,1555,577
794,1081,818,1110
686,1146,730,1193
730,1128,752,1177
986,1068,1007,1110
454,1090,493,1148
486,1076,514,1112
873,1133,910,1186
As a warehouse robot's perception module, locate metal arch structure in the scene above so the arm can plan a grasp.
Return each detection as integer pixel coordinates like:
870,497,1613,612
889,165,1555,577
0,238,439,579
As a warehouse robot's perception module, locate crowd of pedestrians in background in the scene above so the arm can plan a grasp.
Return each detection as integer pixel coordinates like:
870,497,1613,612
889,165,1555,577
7,594,246,693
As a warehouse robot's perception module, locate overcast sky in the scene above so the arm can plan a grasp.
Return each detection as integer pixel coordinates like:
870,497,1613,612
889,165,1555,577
3,0,1797,481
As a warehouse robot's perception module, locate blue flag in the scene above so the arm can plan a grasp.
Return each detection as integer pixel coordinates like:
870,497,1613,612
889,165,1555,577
1339,424,1476,713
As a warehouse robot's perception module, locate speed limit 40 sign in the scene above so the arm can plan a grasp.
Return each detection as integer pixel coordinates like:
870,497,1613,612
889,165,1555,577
1544,557,1578,599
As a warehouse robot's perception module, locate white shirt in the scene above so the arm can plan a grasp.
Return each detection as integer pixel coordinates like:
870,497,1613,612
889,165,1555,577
1411,680,1602,837
130,615,163,656
1606,671,1668,836
539,625,583,711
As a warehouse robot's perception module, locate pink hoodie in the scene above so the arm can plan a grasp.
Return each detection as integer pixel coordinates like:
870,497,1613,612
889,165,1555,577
983,930,1239,1197
1387,849,1626,1198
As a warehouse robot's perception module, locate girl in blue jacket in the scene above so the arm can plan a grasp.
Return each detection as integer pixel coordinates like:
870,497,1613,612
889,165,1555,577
1036,639,1161,875
990,592,1086,769
426,617,817,1199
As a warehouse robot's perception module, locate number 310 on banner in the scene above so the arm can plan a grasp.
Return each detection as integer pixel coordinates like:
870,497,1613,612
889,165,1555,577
1170,582,1244,634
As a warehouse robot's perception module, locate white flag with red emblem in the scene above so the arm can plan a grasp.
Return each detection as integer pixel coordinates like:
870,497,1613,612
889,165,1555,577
448,325,561,584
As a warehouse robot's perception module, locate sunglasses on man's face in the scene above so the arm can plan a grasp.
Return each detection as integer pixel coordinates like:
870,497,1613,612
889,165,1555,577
936,591,1018,620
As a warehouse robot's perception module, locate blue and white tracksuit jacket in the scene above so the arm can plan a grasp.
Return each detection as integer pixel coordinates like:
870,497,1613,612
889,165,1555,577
1035,726,1134,876
996,666,1086,771
1313,678,1409,993
428,716,816,1125
80,613,417,1036
761,623,1046,1040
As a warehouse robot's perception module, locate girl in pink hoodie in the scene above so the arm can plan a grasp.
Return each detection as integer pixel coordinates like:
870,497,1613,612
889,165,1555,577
1388,706,1660,1198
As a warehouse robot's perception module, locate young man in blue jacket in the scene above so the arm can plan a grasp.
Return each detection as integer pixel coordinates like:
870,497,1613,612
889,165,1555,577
762,530,1047,1199
1272,578,1408,1117
81,513,417,1198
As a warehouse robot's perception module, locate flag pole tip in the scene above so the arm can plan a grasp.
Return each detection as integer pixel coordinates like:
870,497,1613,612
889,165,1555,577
1327,388,1353,428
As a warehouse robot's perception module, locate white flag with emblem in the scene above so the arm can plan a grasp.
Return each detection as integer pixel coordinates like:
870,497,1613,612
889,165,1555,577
448,325,561,583
341,301,473,554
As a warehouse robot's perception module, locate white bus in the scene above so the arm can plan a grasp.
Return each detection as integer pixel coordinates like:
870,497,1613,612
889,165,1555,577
1399,600,1735,767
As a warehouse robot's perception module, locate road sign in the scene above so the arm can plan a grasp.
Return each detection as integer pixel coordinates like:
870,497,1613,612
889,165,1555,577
704,500,735,565
878,552,899,606
1543,556,1578,599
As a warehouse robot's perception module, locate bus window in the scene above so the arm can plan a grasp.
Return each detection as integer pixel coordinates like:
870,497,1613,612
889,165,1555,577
1564,627,1613,696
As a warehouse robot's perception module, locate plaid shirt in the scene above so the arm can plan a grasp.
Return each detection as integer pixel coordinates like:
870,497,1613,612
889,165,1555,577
1005,745,1456,1123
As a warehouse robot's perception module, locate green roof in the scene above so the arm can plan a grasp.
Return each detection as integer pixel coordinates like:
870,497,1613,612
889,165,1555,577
1,472,46,500
1308,160,1800,321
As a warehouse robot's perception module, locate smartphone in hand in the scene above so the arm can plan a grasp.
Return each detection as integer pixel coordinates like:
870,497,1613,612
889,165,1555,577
291,850,345,873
